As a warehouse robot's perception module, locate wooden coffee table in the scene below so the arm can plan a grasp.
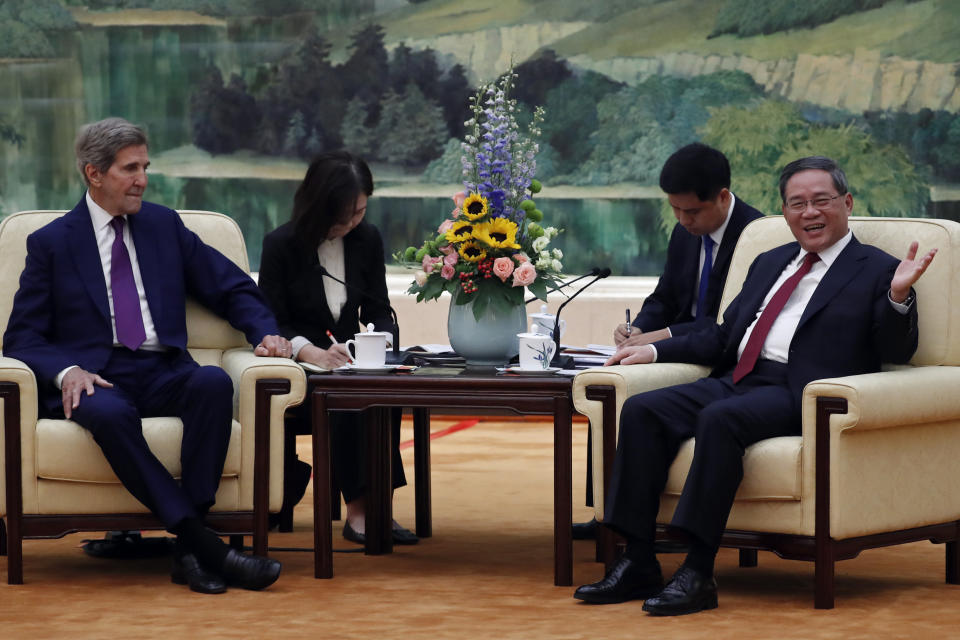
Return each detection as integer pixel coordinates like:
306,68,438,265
309,367,576,585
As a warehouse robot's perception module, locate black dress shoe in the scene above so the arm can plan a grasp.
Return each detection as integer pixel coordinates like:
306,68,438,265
572,518,599,540
343,521,420,545
171,552,226,594
219,548,282,591
574,557,663,604
83,531,175,559
642,566,718,616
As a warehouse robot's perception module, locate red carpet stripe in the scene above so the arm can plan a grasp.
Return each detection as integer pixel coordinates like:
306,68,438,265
399,418,479,450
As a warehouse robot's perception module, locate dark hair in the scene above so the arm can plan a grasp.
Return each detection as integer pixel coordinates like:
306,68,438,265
75,117,148,186
778,156,849,202
659,143,731,201
291,150,374,248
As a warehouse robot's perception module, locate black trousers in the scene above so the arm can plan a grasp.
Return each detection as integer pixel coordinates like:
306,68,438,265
48,349,233,529
286,397,407,504
604,361,800,549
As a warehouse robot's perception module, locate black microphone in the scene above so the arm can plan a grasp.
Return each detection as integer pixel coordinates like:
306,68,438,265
315,265,401,361
551,267,611,367
525,267,603,304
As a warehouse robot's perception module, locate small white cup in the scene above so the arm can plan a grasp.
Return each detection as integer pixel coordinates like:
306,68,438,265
529,304,566,337
344,331,389,368
517,332,557,370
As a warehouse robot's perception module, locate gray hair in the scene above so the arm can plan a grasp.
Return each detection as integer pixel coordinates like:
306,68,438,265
778,156,849,202
75,117,148,185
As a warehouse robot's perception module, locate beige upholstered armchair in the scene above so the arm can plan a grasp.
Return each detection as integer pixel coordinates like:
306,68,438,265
0,210,306,584
572,216,960,608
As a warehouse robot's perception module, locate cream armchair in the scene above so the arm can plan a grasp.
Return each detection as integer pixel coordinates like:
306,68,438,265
572,216,960,608
0,210,306,584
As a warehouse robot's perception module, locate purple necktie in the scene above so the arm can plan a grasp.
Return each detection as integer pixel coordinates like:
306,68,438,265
732,252,820,384
110,217,146,351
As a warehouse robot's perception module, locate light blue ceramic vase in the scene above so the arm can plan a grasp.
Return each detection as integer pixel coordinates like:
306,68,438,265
447,295,527,367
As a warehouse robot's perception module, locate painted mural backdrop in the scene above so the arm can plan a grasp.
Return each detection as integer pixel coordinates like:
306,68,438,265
1,0,958,272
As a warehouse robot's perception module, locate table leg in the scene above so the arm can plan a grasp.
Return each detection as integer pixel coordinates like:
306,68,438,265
413,408,432,538
365,407,393,555
554,395,573,586
312,391,333,578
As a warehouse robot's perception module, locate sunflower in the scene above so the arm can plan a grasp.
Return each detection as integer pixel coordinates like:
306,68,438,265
458,241,487,263
461,193,489,221
445,220,475,244
473,218,521,250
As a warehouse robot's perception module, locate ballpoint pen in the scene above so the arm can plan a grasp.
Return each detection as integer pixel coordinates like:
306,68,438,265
325,329,337,344
625,308,631,336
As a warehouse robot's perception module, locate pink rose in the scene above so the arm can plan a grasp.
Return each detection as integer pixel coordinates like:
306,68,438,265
452,191,466,207
438,219,454,234
439,244,457,256
492,257,514,282
443,252,458,266
512,261,536,287
515,252,530,263
422,255,436,273
441,264,455,280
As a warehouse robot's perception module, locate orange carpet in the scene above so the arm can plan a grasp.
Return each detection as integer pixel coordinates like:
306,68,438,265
1,418,958,639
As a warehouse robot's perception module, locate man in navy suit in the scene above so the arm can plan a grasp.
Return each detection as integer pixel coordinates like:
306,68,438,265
574,156,937,614
3,117,293,594
576,144,765,540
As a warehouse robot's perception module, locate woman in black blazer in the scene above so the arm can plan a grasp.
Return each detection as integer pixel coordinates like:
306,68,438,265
258,150,416,545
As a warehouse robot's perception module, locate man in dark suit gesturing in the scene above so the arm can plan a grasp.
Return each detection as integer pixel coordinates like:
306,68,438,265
574,156,937,615
3,118,293,594
576,143,765,541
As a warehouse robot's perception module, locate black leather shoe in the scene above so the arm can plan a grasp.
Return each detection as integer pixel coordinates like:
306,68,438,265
642,566,718,616
220,549,281,591
343,521,366,545
171,552,226,594
392,525,419,545
572,518,599,540
574,557,663,604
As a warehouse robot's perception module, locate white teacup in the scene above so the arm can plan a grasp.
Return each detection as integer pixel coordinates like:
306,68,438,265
344,331,389,368
517,332,557,370
529,304,566,337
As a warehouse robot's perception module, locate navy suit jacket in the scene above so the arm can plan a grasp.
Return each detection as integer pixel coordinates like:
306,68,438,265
257,220,394,347
3,198,278,399
634,197,764,336
654,236,918,405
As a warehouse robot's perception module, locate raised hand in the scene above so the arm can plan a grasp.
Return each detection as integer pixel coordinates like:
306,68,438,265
890,241,937,303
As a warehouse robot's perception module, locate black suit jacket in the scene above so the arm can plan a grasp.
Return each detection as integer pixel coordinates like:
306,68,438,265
634,197,764,336
655,236,918,405
258,220,394,347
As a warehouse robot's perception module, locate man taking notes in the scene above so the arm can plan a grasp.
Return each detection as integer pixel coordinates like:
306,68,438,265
576,143,765,540
3,117,293,594
574,156,936,615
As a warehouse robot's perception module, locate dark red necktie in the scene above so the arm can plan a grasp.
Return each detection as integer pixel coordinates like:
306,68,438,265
732,252,820,383
110,217,146,351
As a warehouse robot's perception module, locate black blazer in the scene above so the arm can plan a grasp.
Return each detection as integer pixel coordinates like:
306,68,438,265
634,197,765,336
655,236,918,406
258,220,394,347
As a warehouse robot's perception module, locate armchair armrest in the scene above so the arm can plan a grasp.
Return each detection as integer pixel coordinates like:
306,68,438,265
220,348,306,551
573,363,710,519
1,356,41,519
800,366,960,541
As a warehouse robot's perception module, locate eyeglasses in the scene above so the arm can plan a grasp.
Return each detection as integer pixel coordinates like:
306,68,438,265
785,194,843,213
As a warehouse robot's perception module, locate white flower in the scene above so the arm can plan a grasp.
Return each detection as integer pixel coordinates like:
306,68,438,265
532,236,550,252
544,226,559,240
414,270,428,286
551,248,563,260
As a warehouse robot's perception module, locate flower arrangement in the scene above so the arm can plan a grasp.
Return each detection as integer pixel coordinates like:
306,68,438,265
397,70,563,319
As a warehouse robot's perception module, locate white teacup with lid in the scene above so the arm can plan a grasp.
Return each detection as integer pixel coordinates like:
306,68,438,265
529,304,565,337
345,323,390,368
516,326,557,370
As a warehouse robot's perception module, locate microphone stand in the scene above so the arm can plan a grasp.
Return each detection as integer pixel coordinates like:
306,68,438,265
525,267,601,304
550,268,611,367
316,265,401,362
